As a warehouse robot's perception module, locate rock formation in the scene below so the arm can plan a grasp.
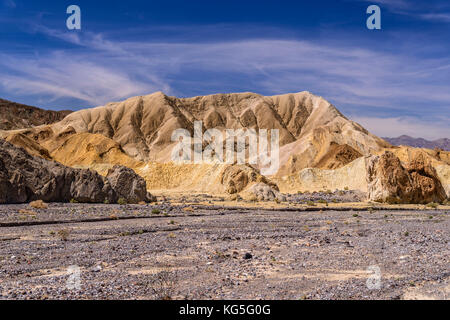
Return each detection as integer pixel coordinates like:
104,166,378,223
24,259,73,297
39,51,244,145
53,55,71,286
10,91,389,169
366,151,446,204
106,165,155,203
0,92,448,203
0,139,152,204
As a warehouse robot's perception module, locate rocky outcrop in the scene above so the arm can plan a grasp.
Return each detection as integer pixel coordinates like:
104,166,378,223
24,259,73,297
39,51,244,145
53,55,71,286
0,139,152,204
366,151,446,204
221,164,278,194
106,165,155,203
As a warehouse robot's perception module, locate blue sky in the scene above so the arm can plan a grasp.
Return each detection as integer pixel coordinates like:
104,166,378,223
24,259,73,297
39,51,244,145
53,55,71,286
0,0,449,139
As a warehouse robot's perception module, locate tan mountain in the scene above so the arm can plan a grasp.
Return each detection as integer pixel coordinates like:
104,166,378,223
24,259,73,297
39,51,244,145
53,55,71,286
5,91,388,163
1,91,448,202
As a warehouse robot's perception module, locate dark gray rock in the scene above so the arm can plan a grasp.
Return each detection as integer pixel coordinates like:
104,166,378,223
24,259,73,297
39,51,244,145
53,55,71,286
0,139,153,204
106,165,155,203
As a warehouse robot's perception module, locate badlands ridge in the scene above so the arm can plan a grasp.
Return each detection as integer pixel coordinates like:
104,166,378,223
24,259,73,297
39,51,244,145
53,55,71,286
0,91,448,204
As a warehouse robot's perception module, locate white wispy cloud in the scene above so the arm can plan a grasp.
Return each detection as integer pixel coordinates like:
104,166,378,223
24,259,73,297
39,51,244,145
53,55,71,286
419,13,450,22
0,52,168,106
0,25,449,138
360,0,450,23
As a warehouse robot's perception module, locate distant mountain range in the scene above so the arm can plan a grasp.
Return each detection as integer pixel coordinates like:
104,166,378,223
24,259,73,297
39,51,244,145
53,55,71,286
383,135,450,151
0,98,72,130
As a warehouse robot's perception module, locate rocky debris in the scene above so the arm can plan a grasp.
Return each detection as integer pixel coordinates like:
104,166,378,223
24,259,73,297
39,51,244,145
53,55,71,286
366,151,446,204
243,183,284,202
0,139,152,204
285,189,366,203
0,204,448,300
106,165,155,203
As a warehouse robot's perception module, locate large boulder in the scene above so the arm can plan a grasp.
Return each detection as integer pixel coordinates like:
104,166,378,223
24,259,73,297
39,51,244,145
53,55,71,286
0,139,152,204
366,151,446,204
406,153,447,203
106,165,154,203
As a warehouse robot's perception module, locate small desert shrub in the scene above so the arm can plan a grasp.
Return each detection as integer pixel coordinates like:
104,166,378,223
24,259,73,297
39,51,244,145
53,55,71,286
426,202,438,209
152,208,161,215
317,199,328,205
70,198,78,204
404,231,409,237
103,199,110,204
57,229,71,241
150,269,178,300
117,198,127,205
169,220,175,225
306,201,316,206
353,213,359,217
29,200,48,209
344,187,349,191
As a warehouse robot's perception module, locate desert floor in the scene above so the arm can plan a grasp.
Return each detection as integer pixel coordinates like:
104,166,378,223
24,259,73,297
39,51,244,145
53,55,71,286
0,201,448,300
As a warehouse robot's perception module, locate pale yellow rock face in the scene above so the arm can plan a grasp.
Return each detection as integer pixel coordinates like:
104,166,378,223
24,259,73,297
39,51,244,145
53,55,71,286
275,157,368,194
435,165,450,198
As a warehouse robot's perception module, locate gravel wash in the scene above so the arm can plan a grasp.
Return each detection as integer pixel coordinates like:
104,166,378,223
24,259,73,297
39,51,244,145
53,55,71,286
0,203,448,300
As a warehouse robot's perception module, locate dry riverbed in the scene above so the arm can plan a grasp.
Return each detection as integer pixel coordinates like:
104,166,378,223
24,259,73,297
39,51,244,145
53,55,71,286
0,202,448,300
